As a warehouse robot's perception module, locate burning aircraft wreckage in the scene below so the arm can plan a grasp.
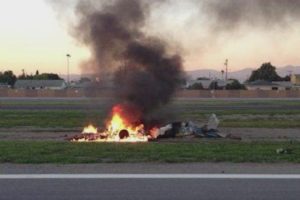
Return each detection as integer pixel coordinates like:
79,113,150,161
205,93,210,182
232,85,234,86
70,107,224,143
60,0,233,143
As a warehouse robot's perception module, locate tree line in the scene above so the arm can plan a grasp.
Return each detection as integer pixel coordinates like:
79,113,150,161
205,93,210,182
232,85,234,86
0,70,62,87
248,63,290,82
188,62,291,90
0,62,292,89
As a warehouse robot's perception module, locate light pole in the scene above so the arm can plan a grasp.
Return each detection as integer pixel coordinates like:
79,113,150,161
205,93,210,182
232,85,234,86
66,54,71,85
224,59,228,82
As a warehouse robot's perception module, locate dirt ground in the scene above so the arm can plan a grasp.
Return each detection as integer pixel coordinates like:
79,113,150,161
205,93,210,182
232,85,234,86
0,127,299,141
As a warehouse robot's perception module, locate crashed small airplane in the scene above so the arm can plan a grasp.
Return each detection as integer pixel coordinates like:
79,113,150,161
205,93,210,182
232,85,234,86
69,113,229,143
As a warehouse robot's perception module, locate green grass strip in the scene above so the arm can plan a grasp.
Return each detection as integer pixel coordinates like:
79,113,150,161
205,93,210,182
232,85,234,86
0,141,299,164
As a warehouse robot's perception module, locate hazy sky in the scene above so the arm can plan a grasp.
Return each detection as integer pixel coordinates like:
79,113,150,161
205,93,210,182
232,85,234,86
1,0,300,75
0,0,88,76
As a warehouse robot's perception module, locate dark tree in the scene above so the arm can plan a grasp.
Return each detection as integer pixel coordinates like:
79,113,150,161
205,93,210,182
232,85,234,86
209,81,221,90
0,70,17,86
36,73,62,80
79,77,92,83
248,63,282,82
197,77,210,81
282,75,291,82
226,79,245,90
19,73,62,80
188,82,204,90
18,69,26,80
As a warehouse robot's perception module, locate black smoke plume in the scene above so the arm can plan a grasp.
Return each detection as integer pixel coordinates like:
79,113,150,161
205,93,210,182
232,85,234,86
73,0,184,122
200,0,300,30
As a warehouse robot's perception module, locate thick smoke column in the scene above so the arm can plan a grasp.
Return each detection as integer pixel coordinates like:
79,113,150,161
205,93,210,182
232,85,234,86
74,0,147,74
73,0,183,122
115,39,183,114
200,0,300,30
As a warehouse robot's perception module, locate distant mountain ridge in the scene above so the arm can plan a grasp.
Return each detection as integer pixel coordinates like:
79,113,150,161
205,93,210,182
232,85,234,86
186,65,300,82
62,66,300,82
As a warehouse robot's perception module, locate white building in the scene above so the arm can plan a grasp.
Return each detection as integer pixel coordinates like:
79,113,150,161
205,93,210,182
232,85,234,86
245,80,292,91
14,80,67,90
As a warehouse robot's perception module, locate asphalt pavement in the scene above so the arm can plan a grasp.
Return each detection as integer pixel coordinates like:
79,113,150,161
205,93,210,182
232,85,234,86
2,163,300,174
0,175,300,200
1,164,300,200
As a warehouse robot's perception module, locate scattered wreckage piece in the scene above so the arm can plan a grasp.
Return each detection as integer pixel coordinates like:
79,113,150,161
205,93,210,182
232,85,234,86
153,114,224,139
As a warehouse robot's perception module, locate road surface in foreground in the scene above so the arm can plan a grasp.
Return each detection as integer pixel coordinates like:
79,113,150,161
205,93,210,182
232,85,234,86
0,174,300,200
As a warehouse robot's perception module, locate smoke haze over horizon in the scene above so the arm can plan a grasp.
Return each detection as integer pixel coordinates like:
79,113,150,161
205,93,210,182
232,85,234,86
1,0,300,75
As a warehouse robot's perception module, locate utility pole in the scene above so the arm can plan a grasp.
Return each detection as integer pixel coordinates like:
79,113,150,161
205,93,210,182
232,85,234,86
21,69,25,77
224,59,229,82
221,70,225,80
66,54,71,85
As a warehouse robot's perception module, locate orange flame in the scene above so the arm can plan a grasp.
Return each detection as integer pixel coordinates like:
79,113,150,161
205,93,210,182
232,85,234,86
108,112,126,133
82,124,98,134
80,105,148,142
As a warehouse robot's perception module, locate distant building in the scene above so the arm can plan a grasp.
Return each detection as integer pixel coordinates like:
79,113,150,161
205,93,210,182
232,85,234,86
291,74,300,85
273,81,294,89
186,79,234,90
70,80,115,89
0,83,11,89
186,80,211,89
14,80,67,90
245,80,292,91
216,79,233,88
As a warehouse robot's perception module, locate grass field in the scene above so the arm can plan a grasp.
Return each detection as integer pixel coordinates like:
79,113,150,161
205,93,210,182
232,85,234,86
1,99,300,164
1,99,300,128
0,110,102,128
0,141,299,164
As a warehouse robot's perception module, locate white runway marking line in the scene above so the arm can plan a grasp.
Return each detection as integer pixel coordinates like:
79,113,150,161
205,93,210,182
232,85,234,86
1,174,300,179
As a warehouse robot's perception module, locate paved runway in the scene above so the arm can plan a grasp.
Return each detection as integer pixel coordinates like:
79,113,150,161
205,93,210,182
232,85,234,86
2,163,300,174
0,174,300,200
